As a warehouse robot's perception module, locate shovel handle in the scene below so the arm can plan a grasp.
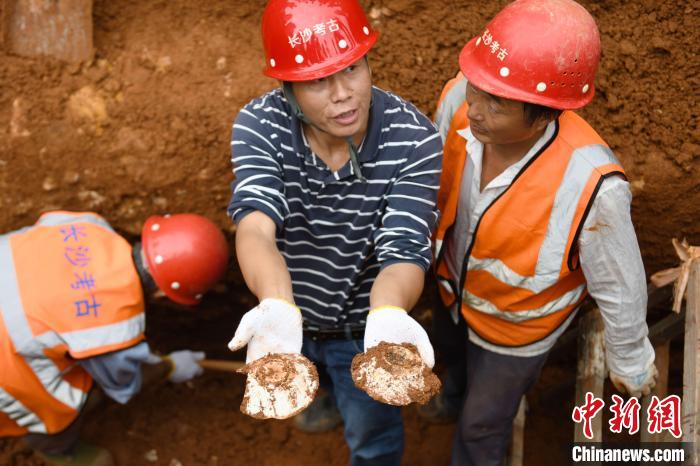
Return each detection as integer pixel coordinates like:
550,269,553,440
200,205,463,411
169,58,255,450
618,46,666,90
198,358,246,373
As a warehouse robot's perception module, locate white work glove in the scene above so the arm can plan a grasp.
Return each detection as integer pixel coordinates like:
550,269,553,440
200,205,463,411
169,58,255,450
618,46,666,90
364,305,435,368
165,350,205,384
609,363,658,398
228,298,303,363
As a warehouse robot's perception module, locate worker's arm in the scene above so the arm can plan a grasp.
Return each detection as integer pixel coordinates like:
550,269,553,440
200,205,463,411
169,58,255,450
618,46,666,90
227,185,301,365
369,262,425,310
78,343,205,404
228,209,301,365
372,128,442,274
78,342,157,404
140,357,171,386
235,211,293,302
228,92,292,302
225,98,302,363
363,125,443,368
370,120,442,298
579,176,656,396
226,210,301,364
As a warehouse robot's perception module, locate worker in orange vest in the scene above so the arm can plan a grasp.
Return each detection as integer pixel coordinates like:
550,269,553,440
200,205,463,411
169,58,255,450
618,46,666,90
0,211,229,466
419,1,657,464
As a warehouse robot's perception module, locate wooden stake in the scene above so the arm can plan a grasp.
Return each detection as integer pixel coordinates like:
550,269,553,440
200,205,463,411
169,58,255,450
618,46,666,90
641,342,671,444
3,0,93,62
682,260,700,465
507,396,527,466
574,308,606,450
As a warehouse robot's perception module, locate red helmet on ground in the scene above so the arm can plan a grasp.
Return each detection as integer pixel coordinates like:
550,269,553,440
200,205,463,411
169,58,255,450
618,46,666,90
261,0,378,81
459,0,600,110
141,214,229,306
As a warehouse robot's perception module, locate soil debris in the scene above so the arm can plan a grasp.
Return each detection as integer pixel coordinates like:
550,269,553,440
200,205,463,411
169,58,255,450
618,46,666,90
238,353,319,420
351,342,441,406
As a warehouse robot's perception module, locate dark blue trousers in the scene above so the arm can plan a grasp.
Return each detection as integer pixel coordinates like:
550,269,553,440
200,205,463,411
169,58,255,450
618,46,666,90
432,302,549,466
303,337,404,466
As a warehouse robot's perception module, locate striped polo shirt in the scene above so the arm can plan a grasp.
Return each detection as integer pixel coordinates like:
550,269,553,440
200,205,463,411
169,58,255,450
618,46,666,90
228,87,442,329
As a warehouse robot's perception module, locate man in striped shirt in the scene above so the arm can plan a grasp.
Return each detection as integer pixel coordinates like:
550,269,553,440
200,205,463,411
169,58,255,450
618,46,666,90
226,1,441,465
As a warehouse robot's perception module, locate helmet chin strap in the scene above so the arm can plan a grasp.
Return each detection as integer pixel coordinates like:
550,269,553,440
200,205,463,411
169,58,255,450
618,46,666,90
283,81,366,182
132,242,158,294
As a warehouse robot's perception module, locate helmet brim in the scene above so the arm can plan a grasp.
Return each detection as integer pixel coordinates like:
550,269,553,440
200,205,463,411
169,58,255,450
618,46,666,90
264,32,378,82
458,36,595,110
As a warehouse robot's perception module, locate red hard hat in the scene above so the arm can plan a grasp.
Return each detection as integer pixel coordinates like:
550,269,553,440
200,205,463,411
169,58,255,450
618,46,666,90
261,0,378,81
459,0,600,110
141,214,229,306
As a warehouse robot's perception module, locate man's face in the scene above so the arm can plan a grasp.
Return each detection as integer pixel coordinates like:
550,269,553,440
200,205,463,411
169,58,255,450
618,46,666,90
292,57,372,140
465,82,547,145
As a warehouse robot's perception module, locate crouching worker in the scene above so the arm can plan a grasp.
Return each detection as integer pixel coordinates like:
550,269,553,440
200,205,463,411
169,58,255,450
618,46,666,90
0,211,229,466
426,1,657,464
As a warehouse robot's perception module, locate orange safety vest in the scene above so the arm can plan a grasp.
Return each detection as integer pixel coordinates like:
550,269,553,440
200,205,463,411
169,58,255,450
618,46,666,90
0,211,145,436
434,74,626,347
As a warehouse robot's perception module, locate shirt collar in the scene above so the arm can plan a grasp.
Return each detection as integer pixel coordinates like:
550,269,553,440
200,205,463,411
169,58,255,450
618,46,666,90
457,120,557,190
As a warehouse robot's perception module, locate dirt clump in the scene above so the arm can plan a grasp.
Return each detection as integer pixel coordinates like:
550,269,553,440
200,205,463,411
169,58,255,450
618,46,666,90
352,342,441,406
239,353,319,420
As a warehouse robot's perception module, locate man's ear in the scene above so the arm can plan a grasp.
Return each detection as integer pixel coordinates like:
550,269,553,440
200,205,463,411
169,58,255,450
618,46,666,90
532,115,553,133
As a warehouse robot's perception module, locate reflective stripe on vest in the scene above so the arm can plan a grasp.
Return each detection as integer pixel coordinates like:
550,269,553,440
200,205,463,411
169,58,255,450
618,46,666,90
32,314,145,355
37,211,114,232
436,74,468,143
466,144,621,295
0,236,87,414
463,284,587,323
0,387,47,434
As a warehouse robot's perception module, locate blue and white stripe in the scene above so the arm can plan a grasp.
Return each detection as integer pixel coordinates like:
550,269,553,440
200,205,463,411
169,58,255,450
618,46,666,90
229,87,442,328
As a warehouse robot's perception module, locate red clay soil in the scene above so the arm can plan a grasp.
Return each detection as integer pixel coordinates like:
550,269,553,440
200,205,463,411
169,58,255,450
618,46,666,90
351,342,441,406
0,0,697,465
